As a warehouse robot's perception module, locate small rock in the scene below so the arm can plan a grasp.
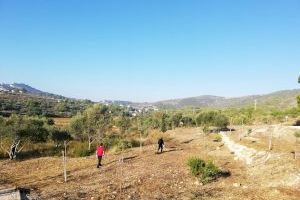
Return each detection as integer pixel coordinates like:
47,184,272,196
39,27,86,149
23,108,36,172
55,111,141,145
233,183,241,187
274,189,280,194
242,186,248,189
194,180,203,186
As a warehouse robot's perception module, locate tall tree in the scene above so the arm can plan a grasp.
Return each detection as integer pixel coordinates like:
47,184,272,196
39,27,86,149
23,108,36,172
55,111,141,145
69,104,112,151
117,114,132,162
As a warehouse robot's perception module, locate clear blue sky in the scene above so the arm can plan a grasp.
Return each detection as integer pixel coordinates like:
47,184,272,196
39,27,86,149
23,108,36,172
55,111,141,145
0,0,299,102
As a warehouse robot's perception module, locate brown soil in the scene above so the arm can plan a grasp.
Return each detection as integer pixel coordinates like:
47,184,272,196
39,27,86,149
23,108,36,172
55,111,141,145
0,127,300,200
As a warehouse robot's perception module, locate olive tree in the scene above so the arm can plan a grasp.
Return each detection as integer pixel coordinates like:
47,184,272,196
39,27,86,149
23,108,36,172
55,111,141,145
117,114,132,162
69,104,111,151
0,115,49,159
171,113,183,128
196,111,228,152
196,111,229,129
51,129,72,147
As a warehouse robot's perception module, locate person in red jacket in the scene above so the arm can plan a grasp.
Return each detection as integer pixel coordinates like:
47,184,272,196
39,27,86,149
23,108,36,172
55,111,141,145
96,143,105,168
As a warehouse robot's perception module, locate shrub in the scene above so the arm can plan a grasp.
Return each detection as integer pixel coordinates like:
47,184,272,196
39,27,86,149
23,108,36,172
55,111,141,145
144,130,171,145
196,111,229,129
213,134,222,142
187,157,222,184
294,131,300,138
202,161,221,183
102,134,120,149
294,120,300,126
115,138,139,151
69,142,93,157
188,157,206,176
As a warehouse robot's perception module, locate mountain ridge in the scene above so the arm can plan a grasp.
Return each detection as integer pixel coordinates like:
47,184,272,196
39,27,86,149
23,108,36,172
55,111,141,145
153,89,300,109
1,83,299,109
0,83,67,100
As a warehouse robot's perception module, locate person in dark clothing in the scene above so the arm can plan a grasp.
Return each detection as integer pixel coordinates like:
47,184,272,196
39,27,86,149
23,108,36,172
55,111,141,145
157,138,164,153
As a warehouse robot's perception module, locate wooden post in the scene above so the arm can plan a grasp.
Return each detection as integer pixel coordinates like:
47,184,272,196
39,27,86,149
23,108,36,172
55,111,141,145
230,117,233,134
239,119,244,141
62,150,67,182
139,131,142,153
295,137,298,159
268,131,273,151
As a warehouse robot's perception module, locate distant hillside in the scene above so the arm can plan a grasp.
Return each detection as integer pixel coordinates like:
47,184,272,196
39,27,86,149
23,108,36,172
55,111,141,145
0,83,93,117
1,83,299,114
0,83,66,99
153,89,300,109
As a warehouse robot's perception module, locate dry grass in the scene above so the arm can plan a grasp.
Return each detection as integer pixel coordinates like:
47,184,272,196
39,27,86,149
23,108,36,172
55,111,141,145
1,127,300,199
53,117,71,128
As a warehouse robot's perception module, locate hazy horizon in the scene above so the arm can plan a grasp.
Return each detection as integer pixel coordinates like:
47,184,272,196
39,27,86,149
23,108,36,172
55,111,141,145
1,1,299,102
1,82,299,103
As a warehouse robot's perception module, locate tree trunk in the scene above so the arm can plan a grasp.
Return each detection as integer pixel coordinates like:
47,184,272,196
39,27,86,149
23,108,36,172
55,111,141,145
295,139,298,159
88,136,92,151
139,131,142,153
8,140,21,160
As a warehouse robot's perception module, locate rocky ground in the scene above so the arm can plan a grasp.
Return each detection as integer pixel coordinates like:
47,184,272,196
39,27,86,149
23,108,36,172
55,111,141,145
0,127,300,199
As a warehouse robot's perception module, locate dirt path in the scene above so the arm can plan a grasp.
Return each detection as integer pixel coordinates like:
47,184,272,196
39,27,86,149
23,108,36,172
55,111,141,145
222,130,300,185
1,128,300,199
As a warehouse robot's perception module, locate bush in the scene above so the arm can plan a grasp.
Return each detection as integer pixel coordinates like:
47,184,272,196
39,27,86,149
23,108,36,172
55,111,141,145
187,157,206,176
294,131,300,138
187,157,222,184
144,130,171,145
202,161,221,183
69,142,93,157
213,134,222,142
196,111,229,129
294,120,300,126
116,138,140,151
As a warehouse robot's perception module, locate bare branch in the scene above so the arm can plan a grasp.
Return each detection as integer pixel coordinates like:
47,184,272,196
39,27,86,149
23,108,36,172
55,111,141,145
17,140,28,153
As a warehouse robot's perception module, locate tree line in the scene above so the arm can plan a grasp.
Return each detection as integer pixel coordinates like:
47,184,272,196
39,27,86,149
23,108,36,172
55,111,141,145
0,93,93,117
0,103,232,160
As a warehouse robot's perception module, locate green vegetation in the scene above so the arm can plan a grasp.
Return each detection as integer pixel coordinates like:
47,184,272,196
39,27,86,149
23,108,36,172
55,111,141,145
294,131,300,138
187,157,223,184
155,89,300,109
0,92,93,117
1,83,300,161
0,115,51,159
69,104,112,151
213,133,222,142
196,111,229,129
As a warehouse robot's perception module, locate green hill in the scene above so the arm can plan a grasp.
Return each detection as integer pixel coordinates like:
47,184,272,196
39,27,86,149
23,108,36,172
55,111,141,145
154,89,300,109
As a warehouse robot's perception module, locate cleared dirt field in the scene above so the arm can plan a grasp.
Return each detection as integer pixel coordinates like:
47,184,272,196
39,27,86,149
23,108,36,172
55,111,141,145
0,127,300,199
